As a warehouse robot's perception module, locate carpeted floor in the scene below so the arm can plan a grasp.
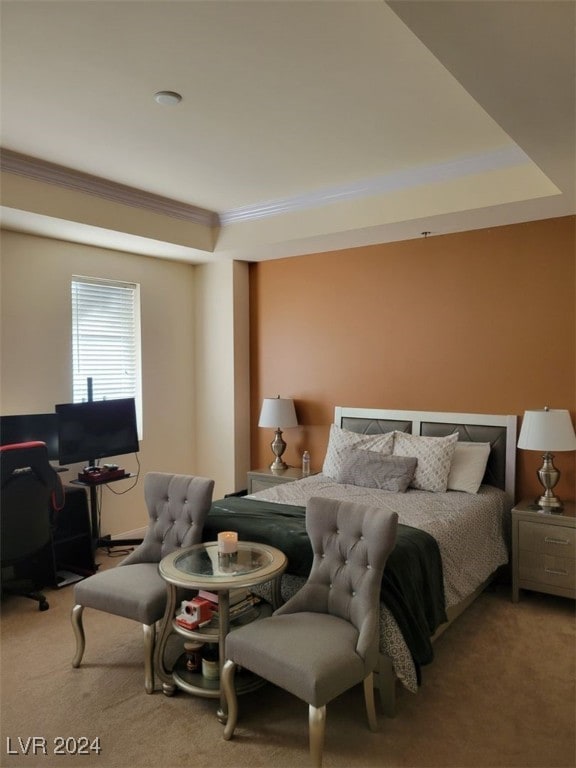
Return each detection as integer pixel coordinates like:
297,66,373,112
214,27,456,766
1,555,574,768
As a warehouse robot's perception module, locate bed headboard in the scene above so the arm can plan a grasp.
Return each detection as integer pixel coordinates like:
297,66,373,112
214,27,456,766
334,407,517,500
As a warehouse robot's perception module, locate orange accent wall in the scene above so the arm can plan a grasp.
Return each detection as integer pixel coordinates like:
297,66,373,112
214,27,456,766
249,216,575,501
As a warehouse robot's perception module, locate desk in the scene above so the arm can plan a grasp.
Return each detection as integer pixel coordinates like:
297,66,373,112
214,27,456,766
70,474,140,551
155,541,287,720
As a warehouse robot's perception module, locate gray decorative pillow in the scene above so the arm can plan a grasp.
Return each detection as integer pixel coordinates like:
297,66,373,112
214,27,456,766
393,431,458,492
322,424,394,479
336,449,417,492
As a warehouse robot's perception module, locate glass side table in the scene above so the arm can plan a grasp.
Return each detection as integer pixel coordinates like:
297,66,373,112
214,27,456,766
154,541,287,721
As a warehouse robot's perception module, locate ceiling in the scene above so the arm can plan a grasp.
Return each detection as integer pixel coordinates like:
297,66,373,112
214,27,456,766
1,0,574,264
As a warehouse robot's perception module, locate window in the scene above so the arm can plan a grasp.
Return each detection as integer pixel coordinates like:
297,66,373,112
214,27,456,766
71,276,142,435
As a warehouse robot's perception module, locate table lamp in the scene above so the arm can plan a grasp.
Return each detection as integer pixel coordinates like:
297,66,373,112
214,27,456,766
258,396,298,471
517,407,576,510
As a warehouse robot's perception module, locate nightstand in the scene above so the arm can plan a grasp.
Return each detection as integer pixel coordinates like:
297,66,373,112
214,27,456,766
247,467,314,494
511,499,575,602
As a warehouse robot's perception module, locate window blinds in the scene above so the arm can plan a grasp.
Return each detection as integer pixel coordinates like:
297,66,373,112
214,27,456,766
71,277,141,414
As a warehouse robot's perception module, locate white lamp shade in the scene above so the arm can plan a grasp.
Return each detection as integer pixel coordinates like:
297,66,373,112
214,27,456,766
258,397,298,429
517,409,576,452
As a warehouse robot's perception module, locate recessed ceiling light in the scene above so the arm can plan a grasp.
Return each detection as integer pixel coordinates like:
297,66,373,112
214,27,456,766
154,90,182,106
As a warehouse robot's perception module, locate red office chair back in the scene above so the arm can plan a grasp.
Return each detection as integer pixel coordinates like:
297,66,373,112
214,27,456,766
1,441,64,562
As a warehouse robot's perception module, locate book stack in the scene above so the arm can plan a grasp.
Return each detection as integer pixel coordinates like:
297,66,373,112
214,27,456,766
197,588,260,623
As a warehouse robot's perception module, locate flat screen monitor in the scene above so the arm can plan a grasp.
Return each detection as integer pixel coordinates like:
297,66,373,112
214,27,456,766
0,413,60,461
56,398,139,466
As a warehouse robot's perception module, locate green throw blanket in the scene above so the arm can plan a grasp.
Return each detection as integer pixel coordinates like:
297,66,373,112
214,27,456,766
204,497,447,681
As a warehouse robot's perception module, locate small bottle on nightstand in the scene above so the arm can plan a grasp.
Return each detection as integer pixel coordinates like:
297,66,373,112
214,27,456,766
302,451,310,476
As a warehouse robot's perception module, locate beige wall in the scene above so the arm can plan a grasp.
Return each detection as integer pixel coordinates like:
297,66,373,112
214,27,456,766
194,260,250,494
249,216,576,502
0,230,231,536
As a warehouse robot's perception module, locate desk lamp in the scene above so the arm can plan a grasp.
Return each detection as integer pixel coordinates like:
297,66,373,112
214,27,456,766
258,396,298,471
517,407,576,510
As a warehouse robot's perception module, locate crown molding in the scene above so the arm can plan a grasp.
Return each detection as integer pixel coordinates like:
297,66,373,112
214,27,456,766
0,148,219,228
220,145,530,225
1,144,531,231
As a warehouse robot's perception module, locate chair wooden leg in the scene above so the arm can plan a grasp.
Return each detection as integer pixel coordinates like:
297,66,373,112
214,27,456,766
221,660,238,740
363,673,378,731
143,623,156,694
309,704,326,768
71,604,85,667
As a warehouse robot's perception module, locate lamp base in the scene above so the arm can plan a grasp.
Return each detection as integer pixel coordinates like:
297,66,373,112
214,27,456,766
536,452,564,512
269,428,288,471
536,496,564,512
269,458,289,471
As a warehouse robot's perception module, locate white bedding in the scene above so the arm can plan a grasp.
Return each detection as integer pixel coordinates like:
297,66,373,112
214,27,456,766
248,474,510,692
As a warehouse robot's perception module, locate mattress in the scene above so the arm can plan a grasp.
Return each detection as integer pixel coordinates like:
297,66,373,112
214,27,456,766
246,474,510,692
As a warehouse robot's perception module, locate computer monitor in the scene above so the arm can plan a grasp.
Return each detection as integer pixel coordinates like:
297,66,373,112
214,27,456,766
0,413,60,461
55,397,139,466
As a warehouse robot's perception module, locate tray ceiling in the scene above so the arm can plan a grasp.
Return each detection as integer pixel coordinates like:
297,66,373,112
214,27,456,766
1,1,574,263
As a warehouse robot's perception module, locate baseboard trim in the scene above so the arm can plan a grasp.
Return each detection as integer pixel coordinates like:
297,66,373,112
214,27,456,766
110,526,147,541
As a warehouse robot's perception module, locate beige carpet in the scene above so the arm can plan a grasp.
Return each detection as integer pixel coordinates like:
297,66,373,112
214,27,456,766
1,556,574,768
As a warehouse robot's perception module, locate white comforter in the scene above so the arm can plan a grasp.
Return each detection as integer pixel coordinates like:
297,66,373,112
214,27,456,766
248,474,510,692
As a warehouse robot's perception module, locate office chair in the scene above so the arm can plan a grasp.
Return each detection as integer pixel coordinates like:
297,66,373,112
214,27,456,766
71,472,214,693
1,441,65,611
221,496,398,768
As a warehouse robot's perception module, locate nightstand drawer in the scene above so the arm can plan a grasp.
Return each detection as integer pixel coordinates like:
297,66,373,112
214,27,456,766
518,521,576,558
511,500,576,602
518,551,576,591
249,476,281,493
247,467,313,494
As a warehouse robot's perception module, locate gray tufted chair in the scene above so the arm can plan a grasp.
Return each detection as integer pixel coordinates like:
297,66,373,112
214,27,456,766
221,496,398,767
71,472,214,693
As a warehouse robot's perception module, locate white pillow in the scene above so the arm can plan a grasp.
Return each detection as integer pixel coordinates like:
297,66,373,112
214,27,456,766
393,431,458,492
447,441,491,494
322,424,394,479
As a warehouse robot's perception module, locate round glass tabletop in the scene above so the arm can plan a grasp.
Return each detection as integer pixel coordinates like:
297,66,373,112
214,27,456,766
159,541,287,590
175,542,273,578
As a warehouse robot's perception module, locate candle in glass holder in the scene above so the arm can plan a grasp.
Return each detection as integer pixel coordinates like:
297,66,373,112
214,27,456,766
218,531,238,554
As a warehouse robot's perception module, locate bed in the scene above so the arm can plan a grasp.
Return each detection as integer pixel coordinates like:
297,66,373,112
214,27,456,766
203,407,517,716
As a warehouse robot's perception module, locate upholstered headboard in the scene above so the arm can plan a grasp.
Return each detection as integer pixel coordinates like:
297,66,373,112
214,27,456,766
334,407,517,500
